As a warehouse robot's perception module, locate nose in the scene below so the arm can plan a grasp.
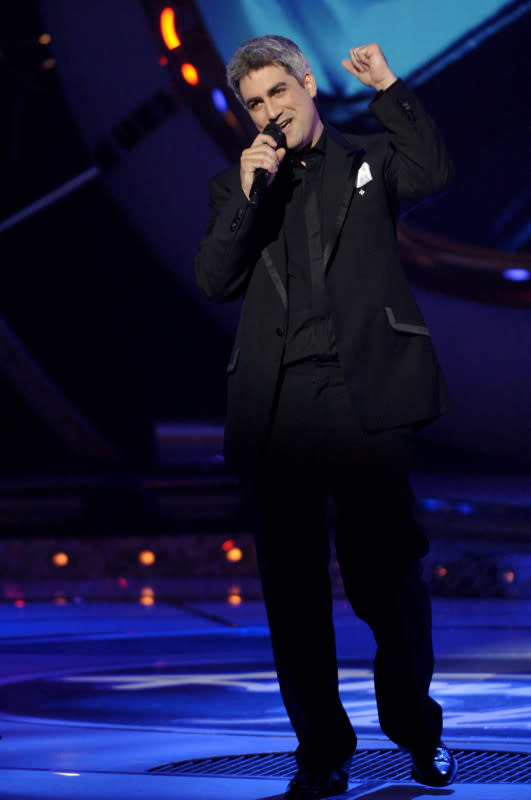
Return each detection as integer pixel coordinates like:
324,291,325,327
264,99,281,124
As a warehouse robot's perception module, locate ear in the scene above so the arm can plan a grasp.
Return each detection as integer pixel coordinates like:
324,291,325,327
303,71,317,98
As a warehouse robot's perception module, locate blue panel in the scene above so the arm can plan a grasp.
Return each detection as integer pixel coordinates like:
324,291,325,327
197,0,511,96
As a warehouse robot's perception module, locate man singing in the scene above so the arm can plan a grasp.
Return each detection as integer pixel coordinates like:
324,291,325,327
195,35,456,798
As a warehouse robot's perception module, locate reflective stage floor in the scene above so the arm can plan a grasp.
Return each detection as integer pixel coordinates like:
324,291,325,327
1,591,531,799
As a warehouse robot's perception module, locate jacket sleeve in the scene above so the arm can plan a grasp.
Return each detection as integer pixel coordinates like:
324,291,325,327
194,171,261,303
369,78,454,200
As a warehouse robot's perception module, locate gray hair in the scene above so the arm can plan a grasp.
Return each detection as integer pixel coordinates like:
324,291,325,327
226,35,311,106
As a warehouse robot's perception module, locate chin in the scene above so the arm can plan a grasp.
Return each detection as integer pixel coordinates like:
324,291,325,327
288,136,303,152
285,130,301,151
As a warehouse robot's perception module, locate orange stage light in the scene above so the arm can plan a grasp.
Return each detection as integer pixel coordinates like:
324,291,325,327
181,63,199,85
139,594,155,606
227,593,242,606
139,550,156,566
226,546,242,563
53,552,69,567
160,8,181,50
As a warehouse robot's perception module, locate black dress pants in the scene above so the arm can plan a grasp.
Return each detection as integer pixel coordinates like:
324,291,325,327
247,360,442,771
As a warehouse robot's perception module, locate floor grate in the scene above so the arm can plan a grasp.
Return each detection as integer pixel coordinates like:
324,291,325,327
148,748,531,784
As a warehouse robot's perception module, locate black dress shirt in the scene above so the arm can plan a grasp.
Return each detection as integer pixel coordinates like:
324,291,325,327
283,127,338,365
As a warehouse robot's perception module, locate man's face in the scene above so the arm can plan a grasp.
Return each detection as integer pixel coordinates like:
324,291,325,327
239,63,322,151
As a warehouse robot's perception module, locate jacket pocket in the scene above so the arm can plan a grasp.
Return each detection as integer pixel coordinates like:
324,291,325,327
384,306,431,337
226,345,240,374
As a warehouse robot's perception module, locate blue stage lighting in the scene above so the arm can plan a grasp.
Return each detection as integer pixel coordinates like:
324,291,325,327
503,268,530,282
420,498,447,512
212,88,228,113
454,502,475,515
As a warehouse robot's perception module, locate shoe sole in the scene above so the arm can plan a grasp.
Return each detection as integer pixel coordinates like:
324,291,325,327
411,758,458,787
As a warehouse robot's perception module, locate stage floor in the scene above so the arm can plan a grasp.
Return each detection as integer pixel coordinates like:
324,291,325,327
1,590,531,799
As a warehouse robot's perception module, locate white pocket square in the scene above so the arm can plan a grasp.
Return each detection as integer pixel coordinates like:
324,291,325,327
356,161,373,189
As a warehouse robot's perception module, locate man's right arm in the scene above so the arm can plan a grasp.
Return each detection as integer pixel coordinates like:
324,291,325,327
194,174,259,303
195,133,286,303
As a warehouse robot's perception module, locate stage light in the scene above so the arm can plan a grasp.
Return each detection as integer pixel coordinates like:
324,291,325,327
139,594,155,606
454,501,474,515
41,58,56,71
53,552,69,567
118,577,128,588
160,7,181,50
159,55,168,67
502,570,515,584
421,498,447,512
435,565,448,578
181,63,199,85
503,268,531,282
212,88,228,113
39,33,52,45
140,587,155,607
226,546,243,563
222,539,235,552
15,599,25,608
227,592,242,606
227,584,242,606
139,549,156,565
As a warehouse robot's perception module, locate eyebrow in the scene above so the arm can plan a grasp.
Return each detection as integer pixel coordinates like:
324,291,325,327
245,81,288,108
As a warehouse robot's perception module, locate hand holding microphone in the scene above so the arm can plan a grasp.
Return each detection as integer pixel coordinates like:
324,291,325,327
240,122,287,208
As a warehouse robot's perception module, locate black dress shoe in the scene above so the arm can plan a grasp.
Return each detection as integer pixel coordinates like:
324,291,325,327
285,756,351,798
410,742,458,787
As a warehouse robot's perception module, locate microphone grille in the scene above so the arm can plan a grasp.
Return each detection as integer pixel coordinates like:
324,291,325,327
263,121,286,148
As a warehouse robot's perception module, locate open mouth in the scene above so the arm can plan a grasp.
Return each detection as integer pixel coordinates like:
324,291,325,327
279,118,292,132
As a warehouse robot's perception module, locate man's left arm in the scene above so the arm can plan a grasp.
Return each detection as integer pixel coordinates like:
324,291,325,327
342,43,454,199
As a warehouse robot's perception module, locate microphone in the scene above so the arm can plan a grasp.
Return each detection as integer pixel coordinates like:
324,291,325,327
249,121,286,209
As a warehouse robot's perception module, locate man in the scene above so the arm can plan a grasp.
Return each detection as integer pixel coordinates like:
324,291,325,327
195,35,456,798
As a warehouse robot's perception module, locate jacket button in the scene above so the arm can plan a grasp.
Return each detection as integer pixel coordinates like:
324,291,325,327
230,209,244,232
398,99,415,121
276,327,284,337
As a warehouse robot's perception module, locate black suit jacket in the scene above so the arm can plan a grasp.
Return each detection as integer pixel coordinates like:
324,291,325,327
195,80,453,469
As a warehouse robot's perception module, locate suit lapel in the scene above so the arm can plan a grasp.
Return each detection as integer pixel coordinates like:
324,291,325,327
261,240,287,309
322,125,365,270
254,128,364,304
259,166,290,309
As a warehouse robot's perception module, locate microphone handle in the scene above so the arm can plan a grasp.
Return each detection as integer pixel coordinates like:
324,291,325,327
249,168,270,209
248,122,286,209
